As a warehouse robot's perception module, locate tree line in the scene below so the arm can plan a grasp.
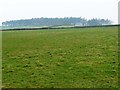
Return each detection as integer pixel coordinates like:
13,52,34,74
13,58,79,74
2,17,112,27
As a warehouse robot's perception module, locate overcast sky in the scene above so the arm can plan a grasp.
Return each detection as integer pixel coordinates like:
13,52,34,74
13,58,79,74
0,0,119,25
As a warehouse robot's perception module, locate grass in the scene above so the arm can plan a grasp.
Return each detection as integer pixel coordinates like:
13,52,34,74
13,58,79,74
2,27,118,88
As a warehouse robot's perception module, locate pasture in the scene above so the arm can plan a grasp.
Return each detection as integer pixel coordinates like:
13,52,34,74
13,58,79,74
2,27,118,88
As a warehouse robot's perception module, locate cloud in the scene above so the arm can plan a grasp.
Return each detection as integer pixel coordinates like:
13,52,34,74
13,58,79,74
0,0,119,25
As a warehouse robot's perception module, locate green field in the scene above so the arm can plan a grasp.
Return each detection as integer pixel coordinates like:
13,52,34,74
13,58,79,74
2,27,118,88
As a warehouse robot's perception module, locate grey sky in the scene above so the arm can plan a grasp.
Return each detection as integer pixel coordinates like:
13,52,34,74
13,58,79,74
0,0,119,25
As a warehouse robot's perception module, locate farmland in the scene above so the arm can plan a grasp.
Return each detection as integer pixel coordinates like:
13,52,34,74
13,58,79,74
2,27,118,88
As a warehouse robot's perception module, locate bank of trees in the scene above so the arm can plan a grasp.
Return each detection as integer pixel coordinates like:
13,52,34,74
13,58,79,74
2,17,112,27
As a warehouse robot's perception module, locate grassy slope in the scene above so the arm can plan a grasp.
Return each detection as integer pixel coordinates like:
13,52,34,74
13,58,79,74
2,27,118,88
